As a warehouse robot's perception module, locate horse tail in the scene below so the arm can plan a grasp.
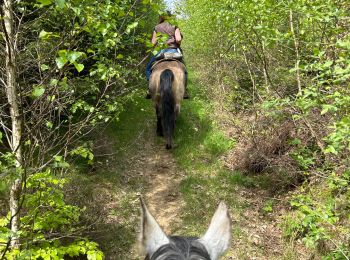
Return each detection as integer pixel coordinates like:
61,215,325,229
160,69,175,149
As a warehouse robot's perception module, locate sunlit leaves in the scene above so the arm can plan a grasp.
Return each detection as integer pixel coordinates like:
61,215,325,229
116,54,124,59
39,30,60,40
56,0,65,9
67,51,83,62
37,0,65,8
55,51,68,69
37,0,52,6
73,62,84,72
55,50,85,72
70,146,94,165
0,171,104,259
182,2,350,257
126,21,138,34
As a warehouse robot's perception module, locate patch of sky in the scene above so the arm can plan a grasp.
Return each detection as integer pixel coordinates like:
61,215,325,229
164,0,176,11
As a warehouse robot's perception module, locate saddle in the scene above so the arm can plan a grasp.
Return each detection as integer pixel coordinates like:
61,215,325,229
151,49,185,71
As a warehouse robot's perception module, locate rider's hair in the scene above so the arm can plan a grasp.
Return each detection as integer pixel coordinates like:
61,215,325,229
159,10,172,23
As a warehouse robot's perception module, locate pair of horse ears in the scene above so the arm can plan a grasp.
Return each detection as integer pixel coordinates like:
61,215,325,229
140,198,231,260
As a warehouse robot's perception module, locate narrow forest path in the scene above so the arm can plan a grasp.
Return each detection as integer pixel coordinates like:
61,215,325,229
73,88,307,259
73,94,187,259
120,116,185,233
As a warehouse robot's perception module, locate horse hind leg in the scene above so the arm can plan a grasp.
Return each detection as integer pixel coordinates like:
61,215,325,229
175,104,180,118
166,135,172,150
156,105,163,136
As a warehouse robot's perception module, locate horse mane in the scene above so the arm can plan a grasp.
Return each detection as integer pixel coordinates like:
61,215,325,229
145,236,211,260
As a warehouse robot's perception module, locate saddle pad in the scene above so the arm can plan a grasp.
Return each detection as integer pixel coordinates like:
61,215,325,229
155,50,183,61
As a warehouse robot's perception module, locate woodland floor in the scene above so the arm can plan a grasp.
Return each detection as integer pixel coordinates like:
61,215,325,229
68,80,310,259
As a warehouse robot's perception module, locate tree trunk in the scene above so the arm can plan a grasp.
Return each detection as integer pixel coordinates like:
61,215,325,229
2,0,23,249
289,9,302,95
243,51,262,103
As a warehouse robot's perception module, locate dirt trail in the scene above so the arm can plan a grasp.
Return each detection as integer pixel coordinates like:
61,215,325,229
134,122,184,232
86,113,187,258
115,117,186,258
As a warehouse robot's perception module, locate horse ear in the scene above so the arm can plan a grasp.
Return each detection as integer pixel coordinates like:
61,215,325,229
199,202,231,260
140,198,170,256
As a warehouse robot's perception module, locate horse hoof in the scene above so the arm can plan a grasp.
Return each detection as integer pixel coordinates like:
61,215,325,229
166,144,172,150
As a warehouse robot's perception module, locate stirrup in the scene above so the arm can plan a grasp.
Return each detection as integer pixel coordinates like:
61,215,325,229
145,92,151,99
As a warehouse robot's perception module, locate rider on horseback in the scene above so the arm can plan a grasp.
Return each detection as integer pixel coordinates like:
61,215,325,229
146,11,189,99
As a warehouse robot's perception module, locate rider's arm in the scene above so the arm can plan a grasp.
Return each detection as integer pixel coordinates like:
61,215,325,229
175,28,182,45
151,31,157,46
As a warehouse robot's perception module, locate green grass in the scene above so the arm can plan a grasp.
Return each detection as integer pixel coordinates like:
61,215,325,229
177,170,252,235
168,78,255,237
106,91,154,159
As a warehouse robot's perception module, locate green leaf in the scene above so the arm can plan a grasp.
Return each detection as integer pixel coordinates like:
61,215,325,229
72,7,81,15
324,145,337,154
321,104,337,115
126,22,138,34
32,86,45,98
56,56,67,69
73,62,84,72
56,0,65,8
46,121,53,129
39,30,60,40
323,60,333,68
54,155,63,162
67,51,83,63
50,79,58,86
40,64,49,71
128,21,138,29
39,30,51,40
0,217,7,227
58,49,67,57
37,0,52,6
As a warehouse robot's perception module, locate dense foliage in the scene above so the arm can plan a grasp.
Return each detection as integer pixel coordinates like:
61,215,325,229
1,0,161,258
180,0,350,258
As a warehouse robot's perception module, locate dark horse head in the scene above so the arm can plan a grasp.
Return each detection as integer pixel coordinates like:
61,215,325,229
149,61,186,149
139,198,231,260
